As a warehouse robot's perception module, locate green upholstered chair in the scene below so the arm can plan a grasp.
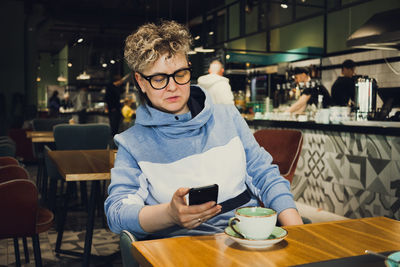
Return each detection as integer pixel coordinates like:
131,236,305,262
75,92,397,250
0,142,16,157
53,123,111,150
120,230,139,267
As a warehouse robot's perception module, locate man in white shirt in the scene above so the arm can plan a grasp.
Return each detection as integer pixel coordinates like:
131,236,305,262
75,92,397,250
197,60,234,105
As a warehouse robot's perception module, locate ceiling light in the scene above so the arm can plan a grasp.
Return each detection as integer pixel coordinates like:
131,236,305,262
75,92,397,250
67,62,72,67
77,38,84,43
36,77,41,82
57,73,67,82
209,31,214,35
226,54,231,60
194,46,215,53
110,59,116,64
76,71,90,80
102,63,107,68
194,36,200,40
280,3,288,8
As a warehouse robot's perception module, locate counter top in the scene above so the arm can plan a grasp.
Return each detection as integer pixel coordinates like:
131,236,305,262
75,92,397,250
246,119,400,136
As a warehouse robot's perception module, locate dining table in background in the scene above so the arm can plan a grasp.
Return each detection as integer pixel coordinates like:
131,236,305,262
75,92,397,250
131,216,400,267
48,149,116,267
26,130,54,143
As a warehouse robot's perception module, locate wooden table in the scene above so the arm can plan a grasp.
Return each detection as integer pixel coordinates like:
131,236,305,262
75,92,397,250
48,149,116,267
131,217,400,267
26,131,54,143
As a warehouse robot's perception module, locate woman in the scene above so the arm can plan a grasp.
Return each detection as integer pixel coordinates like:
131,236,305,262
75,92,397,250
105,20,303,240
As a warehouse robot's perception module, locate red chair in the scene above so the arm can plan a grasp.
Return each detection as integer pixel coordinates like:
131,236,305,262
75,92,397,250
0,156,19,166
0,165,30,183
253,129,303,184
0,179,53,267
0,164,53,266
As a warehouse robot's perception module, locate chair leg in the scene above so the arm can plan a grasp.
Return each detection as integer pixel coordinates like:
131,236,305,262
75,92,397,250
48,178,58,212
80,181,88,211
22,237,30,263
13,238,21,267
32,234,43,267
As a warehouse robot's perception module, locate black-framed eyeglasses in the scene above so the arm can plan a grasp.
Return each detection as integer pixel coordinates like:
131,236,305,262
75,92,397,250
138,67,192,90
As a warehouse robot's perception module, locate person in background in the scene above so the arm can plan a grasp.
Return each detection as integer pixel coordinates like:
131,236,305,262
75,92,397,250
105,75,123,137
331,59,356,107
197,60,234,105
121,97,135,130
74,85,88,123
61,92,73,110
105,20,303,241
287,67,330,114
48,91,60,117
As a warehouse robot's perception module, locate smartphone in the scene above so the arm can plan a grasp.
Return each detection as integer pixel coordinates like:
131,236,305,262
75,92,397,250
189,184,219,205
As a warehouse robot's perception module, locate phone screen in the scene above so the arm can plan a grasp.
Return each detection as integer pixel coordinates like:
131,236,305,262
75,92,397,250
189,184,218,205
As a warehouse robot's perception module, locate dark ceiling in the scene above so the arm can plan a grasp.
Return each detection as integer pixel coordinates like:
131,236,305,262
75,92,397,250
24,0,226,54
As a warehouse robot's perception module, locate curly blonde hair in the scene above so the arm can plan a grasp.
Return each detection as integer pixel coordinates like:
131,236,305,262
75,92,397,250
124,20,192,73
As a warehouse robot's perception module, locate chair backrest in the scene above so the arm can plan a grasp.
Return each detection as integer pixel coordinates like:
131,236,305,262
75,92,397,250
0,165,30,183
0,156,19,166
0,179,38,238
253,129,303,183
0,143,16,157
120,230,139,267
54,123,111,150
32,118,70,131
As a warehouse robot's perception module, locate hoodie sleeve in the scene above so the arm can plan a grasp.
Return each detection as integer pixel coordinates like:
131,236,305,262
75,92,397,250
229,106,297,215
104,136,151,239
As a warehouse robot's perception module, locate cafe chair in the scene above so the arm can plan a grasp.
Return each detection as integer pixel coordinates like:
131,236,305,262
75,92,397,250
0,142,16,157
0,156,19,166
120,230,139,267
253,129,311,224
253,129,303,184
53,123,111,211
0,164,33,263
44,145,65,212
0,165,30,183
53,123,111,150
32,118,69,195
0,179,54,267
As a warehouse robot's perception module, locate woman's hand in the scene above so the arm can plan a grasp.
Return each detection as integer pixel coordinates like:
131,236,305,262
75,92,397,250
167,188,222,229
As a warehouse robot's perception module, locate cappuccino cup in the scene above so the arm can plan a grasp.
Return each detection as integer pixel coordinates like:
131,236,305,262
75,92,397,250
228,206,277,240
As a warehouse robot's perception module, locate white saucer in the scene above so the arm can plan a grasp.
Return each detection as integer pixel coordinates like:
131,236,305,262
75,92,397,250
224,226,287,249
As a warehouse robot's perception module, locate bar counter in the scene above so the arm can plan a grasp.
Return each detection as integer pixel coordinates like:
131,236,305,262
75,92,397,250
246,118,400,221
247,119,400,136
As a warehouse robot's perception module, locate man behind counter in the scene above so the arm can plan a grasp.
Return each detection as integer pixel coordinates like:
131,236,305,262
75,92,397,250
331,59,356,106
287,67,331,114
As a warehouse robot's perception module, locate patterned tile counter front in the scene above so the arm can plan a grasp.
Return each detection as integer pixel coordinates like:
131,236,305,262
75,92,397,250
248,120,400,220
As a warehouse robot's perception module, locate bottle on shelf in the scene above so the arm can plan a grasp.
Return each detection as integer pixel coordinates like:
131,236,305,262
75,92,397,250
273,84,280,108
317,94,323,110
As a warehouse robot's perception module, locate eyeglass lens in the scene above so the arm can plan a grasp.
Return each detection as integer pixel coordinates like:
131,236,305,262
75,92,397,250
150,69,191,89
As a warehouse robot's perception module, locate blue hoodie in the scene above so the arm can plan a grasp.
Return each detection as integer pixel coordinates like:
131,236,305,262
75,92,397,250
105,85,296,240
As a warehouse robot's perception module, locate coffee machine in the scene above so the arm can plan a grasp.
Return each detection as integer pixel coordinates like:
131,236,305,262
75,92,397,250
355,76,377,121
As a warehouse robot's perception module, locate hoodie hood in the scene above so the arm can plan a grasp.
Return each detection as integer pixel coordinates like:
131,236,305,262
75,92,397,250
134,85,214,138
197,73,229,89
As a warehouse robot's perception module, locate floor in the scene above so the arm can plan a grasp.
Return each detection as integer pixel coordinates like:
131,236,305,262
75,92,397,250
0,162,348,267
